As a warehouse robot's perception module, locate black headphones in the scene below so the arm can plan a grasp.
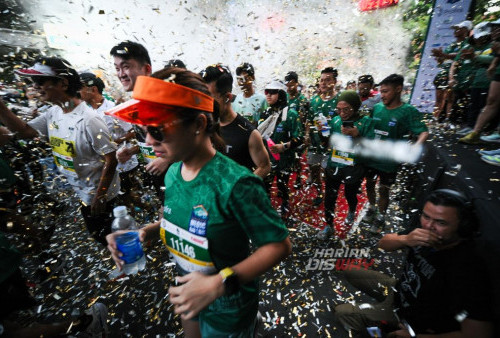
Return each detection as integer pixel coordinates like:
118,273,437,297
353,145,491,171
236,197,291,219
425,189,478,238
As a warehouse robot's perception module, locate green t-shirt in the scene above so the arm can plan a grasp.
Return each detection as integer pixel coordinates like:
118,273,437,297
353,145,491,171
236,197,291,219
453,41,478,91
366,103,428,173
326,115,373,169
287,93,307,116
471,44,494,89
307,93,340,153
435,39,469,81
267,107,302,170
439,40,469,71
160,152,288,331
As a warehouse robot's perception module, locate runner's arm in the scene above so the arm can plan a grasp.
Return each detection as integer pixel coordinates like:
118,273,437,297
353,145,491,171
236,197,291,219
0,98,39,139
416,131,429,145
91,151,118,216
114,129,136,145
248,129,271,178
169,237,291,320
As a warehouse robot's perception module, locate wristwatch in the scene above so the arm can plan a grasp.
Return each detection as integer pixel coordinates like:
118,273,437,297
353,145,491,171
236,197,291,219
219,267,239,295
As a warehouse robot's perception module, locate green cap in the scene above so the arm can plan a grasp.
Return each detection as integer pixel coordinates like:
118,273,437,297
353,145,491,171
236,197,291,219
338,90,361,112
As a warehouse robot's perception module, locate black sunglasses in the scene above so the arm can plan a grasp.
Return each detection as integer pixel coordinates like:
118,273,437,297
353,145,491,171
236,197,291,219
28,76,53,86
264,89,279,95
133,119,184,143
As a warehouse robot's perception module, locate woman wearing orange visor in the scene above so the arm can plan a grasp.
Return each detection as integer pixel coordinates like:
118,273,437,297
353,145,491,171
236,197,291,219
105,67,291,337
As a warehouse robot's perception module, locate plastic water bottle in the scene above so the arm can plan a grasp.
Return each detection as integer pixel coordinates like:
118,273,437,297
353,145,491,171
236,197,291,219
111,206,146,275
317,113,330,137
266,138,281,161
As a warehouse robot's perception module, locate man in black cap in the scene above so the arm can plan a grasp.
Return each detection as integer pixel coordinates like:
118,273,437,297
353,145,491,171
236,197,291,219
79,72,139,201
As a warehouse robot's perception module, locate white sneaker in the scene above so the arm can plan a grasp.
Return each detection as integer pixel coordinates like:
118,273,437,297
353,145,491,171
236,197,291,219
480,132,500,143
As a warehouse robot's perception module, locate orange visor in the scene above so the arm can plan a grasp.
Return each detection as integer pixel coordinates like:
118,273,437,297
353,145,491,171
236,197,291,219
106,76,214,125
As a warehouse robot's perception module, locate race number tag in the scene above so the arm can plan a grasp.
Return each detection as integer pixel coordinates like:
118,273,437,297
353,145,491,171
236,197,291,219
137,141,156,162
50,136,78,177
160,218,216,274
330,149,354,166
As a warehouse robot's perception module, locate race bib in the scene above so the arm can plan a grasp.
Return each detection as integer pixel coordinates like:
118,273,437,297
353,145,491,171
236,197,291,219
160,218,216,274
50,136,77,177
330,149,354,166
138,141,156,162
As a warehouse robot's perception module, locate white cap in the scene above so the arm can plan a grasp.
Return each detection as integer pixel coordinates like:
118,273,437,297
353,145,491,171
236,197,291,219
14,62,63,78
452,20,473,31
473,22,491,39
265,80,287,91
113,205,128,218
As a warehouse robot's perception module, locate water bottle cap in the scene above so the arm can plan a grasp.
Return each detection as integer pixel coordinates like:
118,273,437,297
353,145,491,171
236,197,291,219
113,205,128,218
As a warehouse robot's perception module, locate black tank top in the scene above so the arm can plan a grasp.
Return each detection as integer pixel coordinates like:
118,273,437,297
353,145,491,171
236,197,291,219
220,114,255,171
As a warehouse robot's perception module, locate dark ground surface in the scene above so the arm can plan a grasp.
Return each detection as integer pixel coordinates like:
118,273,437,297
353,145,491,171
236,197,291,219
7,119,500,337
8,165,412,337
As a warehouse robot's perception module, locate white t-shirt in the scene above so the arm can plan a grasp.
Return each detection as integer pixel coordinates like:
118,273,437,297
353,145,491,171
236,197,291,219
96,99,139,172
28,102,120,204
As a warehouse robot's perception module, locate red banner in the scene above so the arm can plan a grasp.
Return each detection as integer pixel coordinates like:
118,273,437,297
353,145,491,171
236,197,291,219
359,0,399,11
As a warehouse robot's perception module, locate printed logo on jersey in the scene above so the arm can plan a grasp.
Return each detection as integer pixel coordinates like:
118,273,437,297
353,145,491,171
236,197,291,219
374,129,389,137
50,136,76,157
49,121,59,130
189,205,208,236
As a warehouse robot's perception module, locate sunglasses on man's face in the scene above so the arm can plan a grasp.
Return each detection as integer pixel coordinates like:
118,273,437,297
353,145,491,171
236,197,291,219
264,89,279,95
28,77,53,87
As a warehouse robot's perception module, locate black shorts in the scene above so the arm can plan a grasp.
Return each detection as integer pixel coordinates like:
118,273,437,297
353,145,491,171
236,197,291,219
326,164,366,185
493,74,500,82
365,167,397,186
433,70,449,90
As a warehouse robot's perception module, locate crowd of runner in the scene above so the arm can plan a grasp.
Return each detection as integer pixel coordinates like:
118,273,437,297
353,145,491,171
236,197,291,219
432,19,500,165
0,18,498,337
